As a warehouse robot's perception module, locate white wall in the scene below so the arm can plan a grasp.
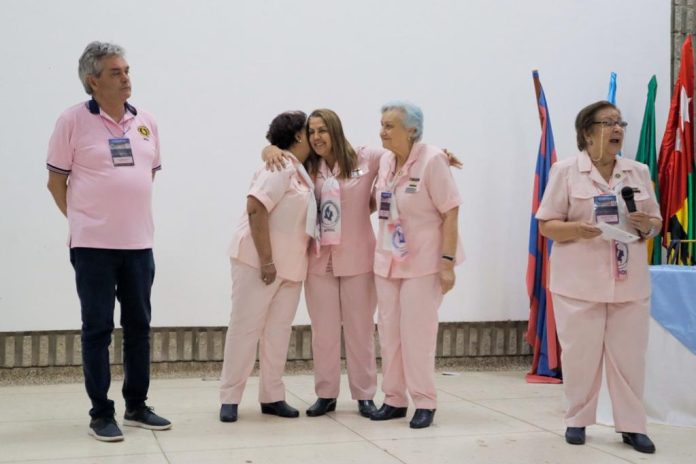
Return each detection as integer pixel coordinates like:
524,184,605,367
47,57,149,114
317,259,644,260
0,0,670,331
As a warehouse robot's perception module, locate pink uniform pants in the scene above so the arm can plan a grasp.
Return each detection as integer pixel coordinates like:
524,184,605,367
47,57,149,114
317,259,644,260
304,271,377,400
553,293,649,433
219,260,301,404
375,273,442,409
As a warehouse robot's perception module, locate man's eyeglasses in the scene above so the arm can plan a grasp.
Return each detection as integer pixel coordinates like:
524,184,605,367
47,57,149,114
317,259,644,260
592,120,628,129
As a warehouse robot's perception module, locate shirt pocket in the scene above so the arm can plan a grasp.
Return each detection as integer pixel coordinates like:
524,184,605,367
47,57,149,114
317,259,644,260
567,182,597,222
290,172,310,193
344,165,370,189
633,189,653,214
633,190,651,202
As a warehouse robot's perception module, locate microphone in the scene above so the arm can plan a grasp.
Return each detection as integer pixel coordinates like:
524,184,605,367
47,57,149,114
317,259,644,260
621,186,637,213
622,186,654,238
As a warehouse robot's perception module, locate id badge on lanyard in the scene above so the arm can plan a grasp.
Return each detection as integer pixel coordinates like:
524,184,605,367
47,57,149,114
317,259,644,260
109,138,134,167
378,192,392,220
593,193,619,224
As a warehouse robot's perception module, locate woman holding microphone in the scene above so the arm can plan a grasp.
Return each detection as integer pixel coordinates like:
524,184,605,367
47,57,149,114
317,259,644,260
536,101,660,453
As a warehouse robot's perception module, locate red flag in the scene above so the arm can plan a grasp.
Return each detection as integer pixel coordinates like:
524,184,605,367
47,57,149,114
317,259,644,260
658,35,695,264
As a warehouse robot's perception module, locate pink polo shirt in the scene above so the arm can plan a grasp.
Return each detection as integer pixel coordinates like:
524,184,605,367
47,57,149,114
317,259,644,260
308,146,384,276
46,100,161,249
536,151,661,302
374,143,464,279
229,157,312,282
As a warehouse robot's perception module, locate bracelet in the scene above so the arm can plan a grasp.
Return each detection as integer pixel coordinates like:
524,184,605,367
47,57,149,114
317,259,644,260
261,261,274,267
641,225,656,238
441,255,455,261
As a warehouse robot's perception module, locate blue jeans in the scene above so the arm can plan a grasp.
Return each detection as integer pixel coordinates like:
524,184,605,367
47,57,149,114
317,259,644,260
70,248,154,419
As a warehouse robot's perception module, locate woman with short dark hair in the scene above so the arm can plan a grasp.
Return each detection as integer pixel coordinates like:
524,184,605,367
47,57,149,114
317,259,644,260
218,111,315,422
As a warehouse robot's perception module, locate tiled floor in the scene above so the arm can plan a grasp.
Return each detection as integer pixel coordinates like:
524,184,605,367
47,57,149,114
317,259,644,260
0,370,693,463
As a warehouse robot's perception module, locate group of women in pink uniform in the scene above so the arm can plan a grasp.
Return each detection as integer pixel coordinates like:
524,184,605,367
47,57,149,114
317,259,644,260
218,101,462,430
216,99,661,452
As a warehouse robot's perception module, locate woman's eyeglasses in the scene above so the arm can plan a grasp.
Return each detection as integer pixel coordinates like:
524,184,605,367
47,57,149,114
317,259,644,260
592,120,628,129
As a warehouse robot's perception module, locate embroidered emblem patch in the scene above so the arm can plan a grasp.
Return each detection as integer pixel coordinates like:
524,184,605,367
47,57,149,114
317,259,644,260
137,125,151,137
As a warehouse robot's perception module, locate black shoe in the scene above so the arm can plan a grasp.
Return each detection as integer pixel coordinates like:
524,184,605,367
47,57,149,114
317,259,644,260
621,432,656,454
123,406,172,431
220,404,238,422
306,398,337,417
370,404,408,421
565,427,586,445
260,401,300,418
88,416,124,442
357,400,377,418
409,409,436,429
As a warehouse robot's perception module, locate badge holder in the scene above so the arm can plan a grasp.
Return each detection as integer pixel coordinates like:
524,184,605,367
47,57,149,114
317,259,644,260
109,138,134,167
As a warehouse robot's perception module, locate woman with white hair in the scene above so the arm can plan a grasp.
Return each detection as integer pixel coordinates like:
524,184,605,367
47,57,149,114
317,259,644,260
370,101,463,429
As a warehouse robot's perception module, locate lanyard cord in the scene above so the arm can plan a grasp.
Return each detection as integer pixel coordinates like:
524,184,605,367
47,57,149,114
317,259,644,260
100,114,132,139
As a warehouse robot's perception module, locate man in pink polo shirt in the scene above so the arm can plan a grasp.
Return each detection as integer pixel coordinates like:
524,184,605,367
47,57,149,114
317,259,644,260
46,41,171,442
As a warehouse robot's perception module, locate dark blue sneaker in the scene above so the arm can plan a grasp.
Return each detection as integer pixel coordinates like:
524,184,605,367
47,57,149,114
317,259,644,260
89,417,124,442
123,406,172,430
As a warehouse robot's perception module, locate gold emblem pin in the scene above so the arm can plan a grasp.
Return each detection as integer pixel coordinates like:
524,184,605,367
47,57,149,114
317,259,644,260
137,125,151,137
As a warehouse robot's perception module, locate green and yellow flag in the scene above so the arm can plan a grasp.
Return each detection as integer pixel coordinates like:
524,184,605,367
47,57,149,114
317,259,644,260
635,75,662,264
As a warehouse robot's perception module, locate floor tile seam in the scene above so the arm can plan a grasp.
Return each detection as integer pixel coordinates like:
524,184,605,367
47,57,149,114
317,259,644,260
314,407,398,442
367,428,552,444
579,443,639,463
150,428,173,464
456,397,560,432
316,408,411,463
160,437,367,455
0,451,167,464
322,420,410,464
457,400,640,464
0,384,220,390
437,392,563,401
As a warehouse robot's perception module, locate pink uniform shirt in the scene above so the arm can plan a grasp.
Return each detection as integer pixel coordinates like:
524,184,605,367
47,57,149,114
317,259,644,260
308,146,384,276
536,152,661,302
46,100,161,249
374,143,464,278
229,157,312,282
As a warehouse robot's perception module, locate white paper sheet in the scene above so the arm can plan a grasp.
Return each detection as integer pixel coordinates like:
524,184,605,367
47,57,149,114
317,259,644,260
596,222,640,243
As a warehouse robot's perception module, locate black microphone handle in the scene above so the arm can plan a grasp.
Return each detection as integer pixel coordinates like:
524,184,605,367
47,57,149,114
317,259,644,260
625,198,637,213
621,186,637,213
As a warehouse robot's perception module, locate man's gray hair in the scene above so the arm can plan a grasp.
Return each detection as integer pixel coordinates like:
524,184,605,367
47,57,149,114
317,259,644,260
78,41,125,95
